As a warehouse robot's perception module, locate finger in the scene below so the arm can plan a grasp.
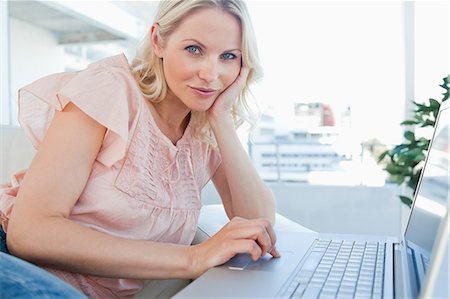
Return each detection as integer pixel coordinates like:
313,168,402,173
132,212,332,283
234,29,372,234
269,246,281,258
226,216,277,253
228,217,277,255
239,65,250,76
255,219,278,256
237,67,250,84
233,239,263,261
253,219,278,257
255,218,277,248
227,67,249,93
227,224,272,256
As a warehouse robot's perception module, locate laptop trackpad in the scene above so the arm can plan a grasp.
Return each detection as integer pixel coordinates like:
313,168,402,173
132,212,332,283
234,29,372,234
226,252,292,271
226,254,254,270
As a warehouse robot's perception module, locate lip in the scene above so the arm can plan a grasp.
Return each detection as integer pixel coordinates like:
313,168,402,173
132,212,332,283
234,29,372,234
190,86,218,97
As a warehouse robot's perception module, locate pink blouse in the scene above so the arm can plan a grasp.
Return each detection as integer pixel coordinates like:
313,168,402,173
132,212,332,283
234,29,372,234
0,54,222,298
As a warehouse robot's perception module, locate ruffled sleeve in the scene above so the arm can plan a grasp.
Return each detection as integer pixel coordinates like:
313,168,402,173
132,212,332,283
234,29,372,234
17,54,139,167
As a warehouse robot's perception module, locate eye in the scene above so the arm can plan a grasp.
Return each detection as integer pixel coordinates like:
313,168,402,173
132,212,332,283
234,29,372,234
185,45,201,55
221,53,237,60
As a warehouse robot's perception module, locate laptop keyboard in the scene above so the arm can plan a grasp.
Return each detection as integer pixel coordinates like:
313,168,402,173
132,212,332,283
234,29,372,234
281,239,386,299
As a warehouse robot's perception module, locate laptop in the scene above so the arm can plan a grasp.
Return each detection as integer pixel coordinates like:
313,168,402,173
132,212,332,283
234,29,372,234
174,101,449,299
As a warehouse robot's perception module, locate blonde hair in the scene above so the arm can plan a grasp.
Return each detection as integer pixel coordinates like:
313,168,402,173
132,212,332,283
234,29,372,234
130,0,263,145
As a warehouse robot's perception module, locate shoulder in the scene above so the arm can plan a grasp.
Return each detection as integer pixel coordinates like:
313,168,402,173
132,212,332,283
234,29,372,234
21,53,139,103
18,54,144,168
87,53,135,79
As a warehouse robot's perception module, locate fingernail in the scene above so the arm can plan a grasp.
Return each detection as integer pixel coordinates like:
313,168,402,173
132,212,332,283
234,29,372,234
270,247,281,258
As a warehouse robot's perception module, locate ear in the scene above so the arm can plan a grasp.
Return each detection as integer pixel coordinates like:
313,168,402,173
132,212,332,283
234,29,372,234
150,23,164,58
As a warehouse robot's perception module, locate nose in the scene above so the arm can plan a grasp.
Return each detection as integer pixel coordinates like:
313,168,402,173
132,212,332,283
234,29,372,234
198,58,219,83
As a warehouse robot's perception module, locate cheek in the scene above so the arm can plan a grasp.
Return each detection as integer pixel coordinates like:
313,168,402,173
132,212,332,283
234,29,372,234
222,64,241,89
164,55,194,84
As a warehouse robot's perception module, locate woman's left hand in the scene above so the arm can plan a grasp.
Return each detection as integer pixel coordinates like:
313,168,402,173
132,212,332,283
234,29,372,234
207,66,250,124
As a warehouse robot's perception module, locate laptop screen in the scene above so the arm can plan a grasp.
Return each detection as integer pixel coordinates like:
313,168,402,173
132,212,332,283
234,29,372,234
404,103,449,293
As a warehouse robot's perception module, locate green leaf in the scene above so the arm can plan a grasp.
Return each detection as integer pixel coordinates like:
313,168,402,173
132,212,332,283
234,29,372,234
390,144,409,156
408,147,424,156
390,175,405,184
421,119,435,127
378,75,449,207
401,120,420,125
432,109,439,119
410,170,423,191
413,101,427,110
443,75,450,84
397,148,425,165
416,138,430,148
414,102,433,113
378,150,389,163
410,159,424,169
414,114,424,122
414,153,425,162
404,131,415,141
385,164,404,175
387,173,405,184
440,76,450,101
429,98,440,109
399,195,412,207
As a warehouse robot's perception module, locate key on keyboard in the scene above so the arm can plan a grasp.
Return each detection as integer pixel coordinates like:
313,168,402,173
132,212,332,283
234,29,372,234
281,239,386,299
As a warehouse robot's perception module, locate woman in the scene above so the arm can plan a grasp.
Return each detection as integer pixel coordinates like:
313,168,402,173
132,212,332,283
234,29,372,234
0,0,278,298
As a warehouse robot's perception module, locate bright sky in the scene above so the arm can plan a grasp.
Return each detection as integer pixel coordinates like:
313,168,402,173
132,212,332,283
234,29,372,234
246,0,449,145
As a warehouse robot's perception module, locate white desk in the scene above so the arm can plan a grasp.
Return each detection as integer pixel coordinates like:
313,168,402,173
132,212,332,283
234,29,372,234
136,205,314,299
193,204,314,244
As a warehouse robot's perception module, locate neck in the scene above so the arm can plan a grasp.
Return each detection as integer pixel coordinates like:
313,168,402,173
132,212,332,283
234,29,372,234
149,92,191,144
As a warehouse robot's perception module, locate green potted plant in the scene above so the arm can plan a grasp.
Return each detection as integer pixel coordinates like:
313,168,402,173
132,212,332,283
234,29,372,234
378,75,449,207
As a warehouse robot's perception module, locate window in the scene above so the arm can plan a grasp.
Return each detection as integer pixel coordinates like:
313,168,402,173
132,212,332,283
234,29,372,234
246,1,448,186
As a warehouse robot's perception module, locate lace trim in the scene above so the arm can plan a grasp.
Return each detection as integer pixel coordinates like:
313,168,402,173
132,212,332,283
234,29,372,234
113,108,158,202
114,100,201,210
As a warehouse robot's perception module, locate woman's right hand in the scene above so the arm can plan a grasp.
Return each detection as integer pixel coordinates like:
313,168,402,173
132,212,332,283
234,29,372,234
190,216,280,278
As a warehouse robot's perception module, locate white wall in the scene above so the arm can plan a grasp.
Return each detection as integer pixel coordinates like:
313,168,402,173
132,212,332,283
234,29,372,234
9,17,65,125
1,1,10,125
0,126,36,183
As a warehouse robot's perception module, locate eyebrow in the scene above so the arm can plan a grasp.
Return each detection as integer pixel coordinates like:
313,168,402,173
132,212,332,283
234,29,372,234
182,38,241,53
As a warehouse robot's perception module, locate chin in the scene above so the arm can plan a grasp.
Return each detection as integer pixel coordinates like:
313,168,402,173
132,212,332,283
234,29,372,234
187,99,215,112
189,105,212,113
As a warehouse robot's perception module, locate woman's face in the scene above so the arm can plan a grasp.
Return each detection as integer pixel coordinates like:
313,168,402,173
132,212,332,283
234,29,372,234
153,8,242,112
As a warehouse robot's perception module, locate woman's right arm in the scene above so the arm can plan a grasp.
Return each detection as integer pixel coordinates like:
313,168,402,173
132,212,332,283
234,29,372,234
7,102,277,280
7,102,194,279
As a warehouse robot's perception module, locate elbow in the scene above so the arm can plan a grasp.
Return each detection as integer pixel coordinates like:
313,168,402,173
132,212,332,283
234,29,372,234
6,224,26,257
6,220,37,260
